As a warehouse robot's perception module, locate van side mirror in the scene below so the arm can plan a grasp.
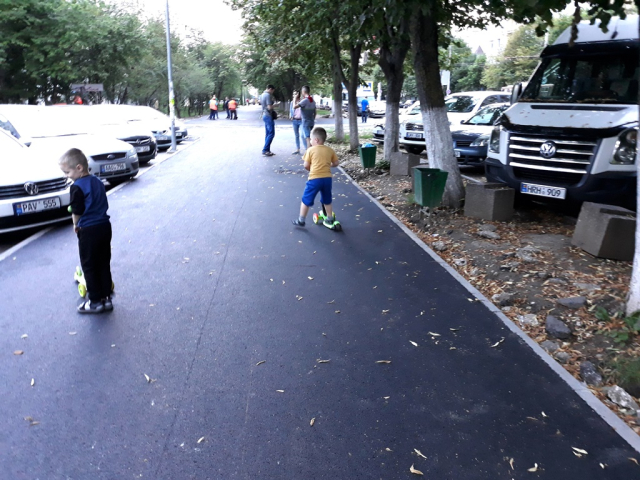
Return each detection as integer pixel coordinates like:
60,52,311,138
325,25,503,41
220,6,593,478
510,83,523,104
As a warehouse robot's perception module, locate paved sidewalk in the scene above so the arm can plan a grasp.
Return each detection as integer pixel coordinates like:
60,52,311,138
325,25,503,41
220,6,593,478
1,116,638,479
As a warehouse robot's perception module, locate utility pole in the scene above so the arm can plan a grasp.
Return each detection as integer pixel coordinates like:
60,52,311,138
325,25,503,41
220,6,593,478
165,0,177,152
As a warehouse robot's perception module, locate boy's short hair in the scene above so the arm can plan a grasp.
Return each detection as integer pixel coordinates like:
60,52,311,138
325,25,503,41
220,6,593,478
301,85,310,94
59,148,89,171
311,127,327,143
266,84,275,90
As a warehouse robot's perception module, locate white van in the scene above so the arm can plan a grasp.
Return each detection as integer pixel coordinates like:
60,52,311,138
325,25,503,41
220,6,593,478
486,16,638,208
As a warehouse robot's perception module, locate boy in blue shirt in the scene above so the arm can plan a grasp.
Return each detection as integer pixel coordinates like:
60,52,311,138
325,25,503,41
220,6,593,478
59,148,113,314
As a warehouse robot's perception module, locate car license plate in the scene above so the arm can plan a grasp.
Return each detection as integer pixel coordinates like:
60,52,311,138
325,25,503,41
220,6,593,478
13,197,61,216
454,150,461,158
100,162,126,174
520,183,567,199
406,132,423,139
135,146,150,153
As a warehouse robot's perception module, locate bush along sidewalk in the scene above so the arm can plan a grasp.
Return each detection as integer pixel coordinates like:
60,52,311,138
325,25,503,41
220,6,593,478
332,142,640,436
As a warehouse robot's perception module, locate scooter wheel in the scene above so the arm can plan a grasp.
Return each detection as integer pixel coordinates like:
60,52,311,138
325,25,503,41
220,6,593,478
313,213,320,224
78,284,87,298
334,223,342,232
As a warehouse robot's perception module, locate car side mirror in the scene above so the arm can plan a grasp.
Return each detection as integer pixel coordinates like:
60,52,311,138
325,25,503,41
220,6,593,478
460,120,465,124
510,83,523,104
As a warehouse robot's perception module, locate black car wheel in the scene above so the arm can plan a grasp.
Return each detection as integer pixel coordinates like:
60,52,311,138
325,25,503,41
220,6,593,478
405,145,425,155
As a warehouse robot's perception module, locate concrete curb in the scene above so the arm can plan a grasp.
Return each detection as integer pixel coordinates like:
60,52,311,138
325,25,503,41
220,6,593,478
337,166,640,454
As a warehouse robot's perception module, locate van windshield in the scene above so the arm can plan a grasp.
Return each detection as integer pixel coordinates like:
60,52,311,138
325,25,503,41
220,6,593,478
520,50,638,104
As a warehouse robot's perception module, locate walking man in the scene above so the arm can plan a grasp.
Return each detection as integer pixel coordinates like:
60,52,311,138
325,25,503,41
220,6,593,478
223,97,230,119
260,84,276,157
209,95,218,120
228,98,238,120
361,97,369,123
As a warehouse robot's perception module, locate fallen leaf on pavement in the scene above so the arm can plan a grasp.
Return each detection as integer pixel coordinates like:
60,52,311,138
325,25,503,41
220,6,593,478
335,310,341,314
541,411,548,418
409,464,423,475
144,374,151,383
630,457,639,466
308,276,314,280
385,447,392,452
428,332,440,337
69,332,77,335
21,334,28,339
197,436,205,444
383,396,390,400
256,360,266,366
317,359,330,363
491,337,505,348
30,378,35,386
527,463,538,472
13,350,23,355
410,341,418,347
376,360,391,364
310,418,315,426
572,447,587,455
327,300,335,304
509,458,514,470
276,390,284,393
414,449,427,459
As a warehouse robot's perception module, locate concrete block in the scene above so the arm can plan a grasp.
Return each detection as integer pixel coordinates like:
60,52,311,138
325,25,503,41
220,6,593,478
464,182,515,222
571,202,636,260
390,151,420,176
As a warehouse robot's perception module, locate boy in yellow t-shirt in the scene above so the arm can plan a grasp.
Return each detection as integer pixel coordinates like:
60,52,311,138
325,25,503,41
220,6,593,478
292,127,339,228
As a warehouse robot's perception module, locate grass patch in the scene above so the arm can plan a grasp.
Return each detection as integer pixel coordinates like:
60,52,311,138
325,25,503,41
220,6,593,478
611,356,640,397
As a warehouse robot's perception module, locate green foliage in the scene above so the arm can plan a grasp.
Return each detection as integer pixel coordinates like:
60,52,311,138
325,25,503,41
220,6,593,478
482,24,545,90
608,312,640,344
375,160,390,170
611,357,640,395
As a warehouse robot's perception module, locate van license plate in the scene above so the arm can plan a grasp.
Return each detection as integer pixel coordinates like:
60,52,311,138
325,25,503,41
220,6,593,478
521,183,566,199
14,197,61,215
101,163,126,173
135,146,150,153
406,132,423,139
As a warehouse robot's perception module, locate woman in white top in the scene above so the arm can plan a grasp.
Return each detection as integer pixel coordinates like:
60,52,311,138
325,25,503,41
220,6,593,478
290,90,304,154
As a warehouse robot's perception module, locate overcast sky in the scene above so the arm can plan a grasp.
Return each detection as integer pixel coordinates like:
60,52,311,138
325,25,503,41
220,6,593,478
135,0,244,45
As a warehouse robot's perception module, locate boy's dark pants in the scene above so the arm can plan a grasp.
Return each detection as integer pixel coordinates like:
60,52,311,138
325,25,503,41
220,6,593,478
78,222,113,303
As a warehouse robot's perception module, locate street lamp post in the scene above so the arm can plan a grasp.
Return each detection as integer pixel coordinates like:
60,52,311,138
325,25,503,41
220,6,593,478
165,0,177,152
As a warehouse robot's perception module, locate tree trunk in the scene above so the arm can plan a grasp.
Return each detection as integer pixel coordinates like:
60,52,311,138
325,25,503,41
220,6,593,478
409,8,465,208
346,44,362,152
378,30,409,161
626,13,640,315
332,57,345,142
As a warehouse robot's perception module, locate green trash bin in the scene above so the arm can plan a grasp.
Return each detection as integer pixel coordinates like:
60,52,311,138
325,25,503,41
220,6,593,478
412,166,448,208
358,144,377,168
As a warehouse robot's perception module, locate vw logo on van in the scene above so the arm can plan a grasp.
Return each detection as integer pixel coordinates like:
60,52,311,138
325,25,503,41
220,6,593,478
540,141,557,159
24,182,39,196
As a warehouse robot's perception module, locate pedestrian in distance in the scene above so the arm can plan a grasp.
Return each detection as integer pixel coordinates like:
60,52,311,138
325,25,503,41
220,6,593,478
295,85,316,149
58,148,113,314
228,98,238,120
260,84,276,157
209,95,218,120
292,127,340,229
290,90,304,154
224,97,230,119
361,97,369,123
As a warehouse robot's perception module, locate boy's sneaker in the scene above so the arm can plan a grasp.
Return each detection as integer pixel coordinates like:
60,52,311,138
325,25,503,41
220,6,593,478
291,219,306,227
323,218,334,228
103,296,113,311
77,300,104,314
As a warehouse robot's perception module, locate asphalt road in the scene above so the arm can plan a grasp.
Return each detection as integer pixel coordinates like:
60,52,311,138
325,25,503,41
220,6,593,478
1,107,638,479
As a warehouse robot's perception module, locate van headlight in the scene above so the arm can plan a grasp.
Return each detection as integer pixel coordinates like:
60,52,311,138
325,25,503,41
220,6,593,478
612,127,638,164
471,135,490,147
489,126,501,153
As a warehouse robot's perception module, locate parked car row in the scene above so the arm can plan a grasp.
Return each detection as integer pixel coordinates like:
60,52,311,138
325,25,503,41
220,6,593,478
0,104,189,234
372,91,511,166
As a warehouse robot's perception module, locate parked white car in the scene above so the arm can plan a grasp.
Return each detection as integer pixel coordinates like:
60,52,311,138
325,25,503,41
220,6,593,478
0,129,72,234
119,106,189,150
399,92,510,154
372,102,422,144
0,106,140,185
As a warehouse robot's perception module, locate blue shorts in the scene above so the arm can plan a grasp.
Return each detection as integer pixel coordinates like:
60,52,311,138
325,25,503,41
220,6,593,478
302,120,314,139
302,177,332,207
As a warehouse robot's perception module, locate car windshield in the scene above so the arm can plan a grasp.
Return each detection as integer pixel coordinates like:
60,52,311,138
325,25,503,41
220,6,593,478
520,50,639,104
445,96,479,113
465,105,508,126
0,130,27,156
